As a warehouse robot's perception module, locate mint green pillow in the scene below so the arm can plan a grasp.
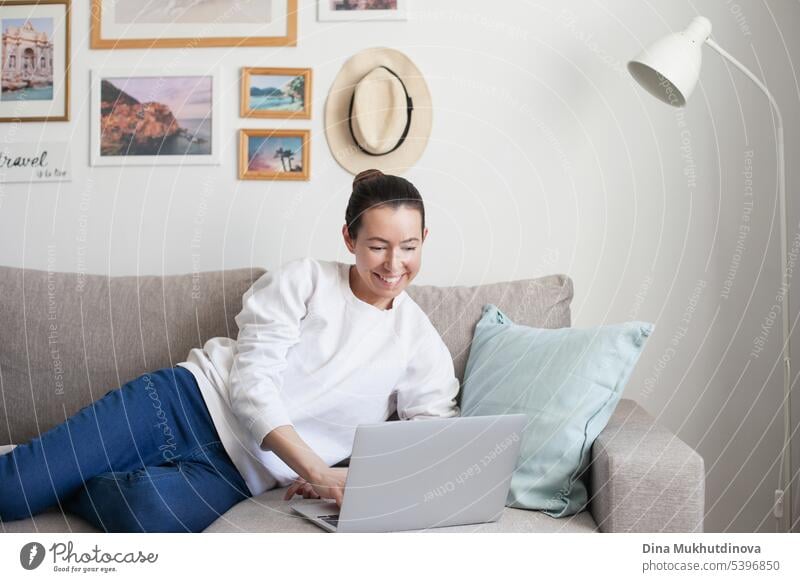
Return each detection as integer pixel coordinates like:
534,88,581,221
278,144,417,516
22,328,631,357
461,304,654,517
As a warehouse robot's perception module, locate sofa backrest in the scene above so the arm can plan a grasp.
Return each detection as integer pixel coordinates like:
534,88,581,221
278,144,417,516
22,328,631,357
0,266,264,446
0,265,572,445
406,274,573,384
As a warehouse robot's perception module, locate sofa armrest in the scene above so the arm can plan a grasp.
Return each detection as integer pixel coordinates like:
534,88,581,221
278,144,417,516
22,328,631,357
589,398,705,533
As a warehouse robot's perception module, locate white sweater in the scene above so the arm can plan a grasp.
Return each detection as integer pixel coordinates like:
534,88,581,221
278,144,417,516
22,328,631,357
177,257,460,496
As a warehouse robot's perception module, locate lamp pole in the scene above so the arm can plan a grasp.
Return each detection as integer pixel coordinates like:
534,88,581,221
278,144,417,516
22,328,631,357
706,35,792,535
629,17,793,532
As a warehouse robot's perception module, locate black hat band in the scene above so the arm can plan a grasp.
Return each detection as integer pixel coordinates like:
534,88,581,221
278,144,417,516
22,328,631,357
347,66,414,157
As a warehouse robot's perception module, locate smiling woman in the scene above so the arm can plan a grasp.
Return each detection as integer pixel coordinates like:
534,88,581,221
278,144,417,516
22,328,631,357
342,169,429,310
0,168,458,531
178,168,458,506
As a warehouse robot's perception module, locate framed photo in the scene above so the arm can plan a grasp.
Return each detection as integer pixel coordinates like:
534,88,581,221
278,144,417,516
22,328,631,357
0,0,70,122
317,0,406,21
241,67,311,119
239,128,309,181
90,0,297,49
90,69,220,166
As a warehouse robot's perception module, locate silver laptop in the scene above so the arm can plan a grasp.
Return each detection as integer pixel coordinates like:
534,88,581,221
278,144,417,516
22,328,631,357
290,413,526,533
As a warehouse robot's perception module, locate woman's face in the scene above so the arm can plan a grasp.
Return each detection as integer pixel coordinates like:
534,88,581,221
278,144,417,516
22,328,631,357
342,204,428,310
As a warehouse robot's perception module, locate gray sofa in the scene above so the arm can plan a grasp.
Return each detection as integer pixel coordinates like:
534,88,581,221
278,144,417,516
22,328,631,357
0,264,705,533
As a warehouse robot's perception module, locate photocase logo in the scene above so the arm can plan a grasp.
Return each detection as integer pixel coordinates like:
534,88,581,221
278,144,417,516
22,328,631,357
19,542,46,570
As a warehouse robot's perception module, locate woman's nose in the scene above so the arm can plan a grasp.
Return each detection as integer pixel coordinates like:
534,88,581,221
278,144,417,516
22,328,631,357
385,251,403,272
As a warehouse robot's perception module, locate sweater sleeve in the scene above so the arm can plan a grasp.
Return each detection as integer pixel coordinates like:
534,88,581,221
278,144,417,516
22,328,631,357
395,327,461,420
229,257,317,448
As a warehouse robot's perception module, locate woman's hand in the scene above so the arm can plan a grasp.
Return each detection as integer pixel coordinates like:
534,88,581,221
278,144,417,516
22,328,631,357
283,467,348,506
284,476,321,500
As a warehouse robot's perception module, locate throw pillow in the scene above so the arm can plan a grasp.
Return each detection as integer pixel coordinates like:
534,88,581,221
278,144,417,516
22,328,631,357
460,304,654,517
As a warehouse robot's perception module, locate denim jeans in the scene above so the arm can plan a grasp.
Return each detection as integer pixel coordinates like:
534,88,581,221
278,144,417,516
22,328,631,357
0,366,252,532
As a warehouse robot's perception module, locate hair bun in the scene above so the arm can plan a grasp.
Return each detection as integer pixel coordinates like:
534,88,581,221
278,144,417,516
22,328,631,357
353,168,384,185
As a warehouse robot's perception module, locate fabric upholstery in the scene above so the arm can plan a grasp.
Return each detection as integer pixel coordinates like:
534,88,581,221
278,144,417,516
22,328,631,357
0,507,98,534
0,266,704,533
590,399,705,533
2,398,705,534
405,273,573,394
0,264,571,442
203,486,598,533
0,266,264,446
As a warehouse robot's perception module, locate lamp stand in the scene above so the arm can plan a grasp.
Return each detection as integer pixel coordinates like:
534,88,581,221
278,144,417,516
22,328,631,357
705,37,793,533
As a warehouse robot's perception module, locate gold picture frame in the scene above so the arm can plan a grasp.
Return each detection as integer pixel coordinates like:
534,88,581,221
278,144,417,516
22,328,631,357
90,0,297,49
0,0,70,122
241,67,311,119
239,128,310,181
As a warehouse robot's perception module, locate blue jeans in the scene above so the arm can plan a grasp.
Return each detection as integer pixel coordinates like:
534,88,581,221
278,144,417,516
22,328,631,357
0,367,252,532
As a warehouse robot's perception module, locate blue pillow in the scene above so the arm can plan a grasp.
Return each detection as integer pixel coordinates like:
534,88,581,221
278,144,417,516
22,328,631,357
461,304,654,517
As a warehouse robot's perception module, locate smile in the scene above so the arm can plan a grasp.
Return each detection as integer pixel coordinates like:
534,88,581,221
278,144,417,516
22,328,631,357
373,272,404,287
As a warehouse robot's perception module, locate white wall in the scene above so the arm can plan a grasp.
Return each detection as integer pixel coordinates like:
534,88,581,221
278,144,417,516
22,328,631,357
1,0,798,533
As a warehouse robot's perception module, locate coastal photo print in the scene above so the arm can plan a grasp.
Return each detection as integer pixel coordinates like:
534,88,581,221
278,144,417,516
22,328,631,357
0,0,70,122
90,70,220,166
239,129,309,180
91,0,297,48
241,67,311,119
317,0,406,21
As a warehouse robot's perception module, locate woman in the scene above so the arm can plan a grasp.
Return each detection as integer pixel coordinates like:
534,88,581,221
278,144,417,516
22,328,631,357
0,169,460,533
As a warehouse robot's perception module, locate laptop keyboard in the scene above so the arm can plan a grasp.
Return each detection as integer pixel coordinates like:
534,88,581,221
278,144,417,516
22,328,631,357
318,514,339,528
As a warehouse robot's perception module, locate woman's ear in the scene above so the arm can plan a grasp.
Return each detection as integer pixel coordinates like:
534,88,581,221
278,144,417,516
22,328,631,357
342,224,356,253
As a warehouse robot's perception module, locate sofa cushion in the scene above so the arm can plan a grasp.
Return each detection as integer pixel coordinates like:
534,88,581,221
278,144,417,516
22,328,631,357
460,304,653,518
0,506,99,533
0,443,595,533
0,266,264,446
203,486,598,533
0,485,597,533
405,273,573,395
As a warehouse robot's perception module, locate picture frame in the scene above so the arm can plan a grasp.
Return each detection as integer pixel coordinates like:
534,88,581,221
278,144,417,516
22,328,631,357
241,67,311,119
90,68,221,166
0,0,70,122
90,0,297,49
239,128,309,181
317,0,406,21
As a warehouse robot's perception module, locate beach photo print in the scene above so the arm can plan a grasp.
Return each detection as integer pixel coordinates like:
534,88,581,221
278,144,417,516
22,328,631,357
241,67,311,119
90,69,220,166
239,128,309,180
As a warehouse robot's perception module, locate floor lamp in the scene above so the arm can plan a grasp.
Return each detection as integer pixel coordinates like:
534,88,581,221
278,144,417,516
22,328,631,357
628,16,793,532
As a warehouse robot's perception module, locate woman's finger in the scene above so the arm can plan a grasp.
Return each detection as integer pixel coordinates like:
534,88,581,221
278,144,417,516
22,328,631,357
284,480,302,500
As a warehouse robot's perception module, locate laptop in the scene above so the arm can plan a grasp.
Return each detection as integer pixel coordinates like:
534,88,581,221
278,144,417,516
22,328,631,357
289,413,526,533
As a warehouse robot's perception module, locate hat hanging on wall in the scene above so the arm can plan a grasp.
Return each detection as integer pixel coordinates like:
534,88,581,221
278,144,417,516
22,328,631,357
324,46,432,175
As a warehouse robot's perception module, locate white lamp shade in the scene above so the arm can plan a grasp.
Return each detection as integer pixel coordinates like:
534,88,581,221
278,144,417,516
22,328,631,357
628,17,712,107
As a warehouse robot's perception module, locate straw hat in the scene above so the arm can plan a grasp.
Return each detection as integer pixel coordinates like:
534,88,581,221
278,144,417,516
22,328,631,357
324,47,432,175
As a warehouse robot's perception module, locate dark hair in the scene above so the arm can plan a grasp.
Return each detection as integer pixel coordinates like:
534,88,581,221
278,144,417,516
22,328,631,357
345,169,426,241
